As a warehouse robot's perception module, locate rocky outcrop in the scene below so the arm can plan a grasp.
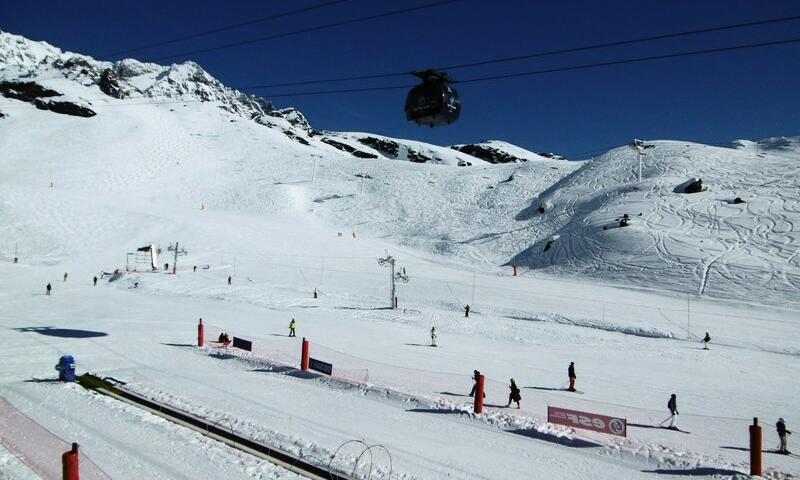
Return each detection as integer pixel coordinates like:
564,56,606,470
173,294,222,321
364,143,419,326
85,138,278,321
321,138,378,158
407,150,433,163
358,137,400,157
0,81,61,102
451,141,567,164
34,99,96,117
537,152,566,160
451,143,526,163
267,108,311,130
282,129,310,145
99,68,133,98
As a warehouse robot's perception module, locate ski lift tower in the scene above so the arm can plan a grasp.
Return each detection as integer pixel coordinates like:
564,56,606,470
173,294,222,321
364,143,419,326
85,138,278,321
167,242,188,274
630,139,655,183
378,253,409,309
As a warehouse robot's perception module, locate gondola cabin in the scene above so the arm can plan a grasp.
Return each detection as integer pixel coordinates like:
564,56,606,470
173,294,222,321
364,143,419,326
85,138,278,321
405,70,461,127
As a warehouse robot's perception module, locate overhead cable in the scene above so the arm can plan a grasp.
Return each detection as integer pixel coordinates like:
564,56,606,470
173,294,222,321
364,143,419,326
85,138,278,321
238,14,800,90
102,0,357,58
147,0,467,62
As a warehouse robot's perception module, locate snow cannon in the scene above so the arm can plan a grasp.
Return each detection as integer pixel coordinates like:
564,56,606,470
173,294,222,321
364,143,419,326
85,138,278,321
55,355,76,382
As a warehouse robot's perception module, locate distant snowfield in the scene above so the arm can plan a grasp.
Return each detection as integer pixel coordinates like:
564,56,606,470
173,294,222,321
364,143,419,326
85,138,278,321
1,31,799,479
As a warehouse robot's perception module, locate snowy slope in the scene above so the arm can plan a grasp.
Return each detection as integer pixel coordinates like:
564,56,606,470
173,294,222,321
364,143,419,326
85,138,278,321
1,31,799,480
509,140,800,303
731,136,800,160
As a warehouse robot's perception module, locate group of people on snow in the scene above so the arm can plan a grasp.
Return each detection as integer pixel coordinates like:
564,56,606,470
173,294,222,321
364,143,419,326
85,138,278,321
44,272,104,295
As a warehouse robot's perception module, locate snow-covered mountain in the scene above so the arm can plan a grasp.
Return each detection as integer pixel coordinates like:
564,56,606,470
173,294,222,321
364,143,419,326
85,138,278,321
0,31,552,167
2,30,799,304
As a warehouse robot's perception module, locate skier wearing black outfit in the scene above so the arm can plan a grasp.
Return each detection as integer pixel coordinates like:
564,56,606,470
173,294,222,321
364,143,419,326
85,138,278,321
469,370,485,398
702,332,711,350
506,379,521,408
568,362,576,391
778,418,791,454
667,394,679,430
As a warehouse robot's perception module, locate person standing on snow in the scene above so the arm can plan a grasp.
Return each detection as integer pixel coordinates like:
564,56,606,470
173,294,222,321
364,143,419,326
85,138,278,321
430,326,437,347
507,379,521,408
63,272,68,282
777,418,792,454
469,370,485,398
93,276,98,286
567,362,577,392
46,283,52,296
289,319,297,338
667,393,679,430
702,332,711,350
227,276,232,285
464,305,470,318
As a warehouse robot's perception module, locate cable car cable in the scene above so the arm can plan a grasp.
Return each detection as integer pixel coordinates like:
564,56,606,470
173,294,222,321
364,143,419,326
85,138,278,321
101,0,357,58
146,0,467,63
237,13,800,91
453,36,800,85
262,36,800,97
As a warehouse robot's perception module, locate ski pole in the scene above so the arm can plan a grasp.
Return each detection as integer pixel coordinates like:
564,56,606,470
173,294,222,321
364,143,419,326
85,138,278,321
657,415,672,426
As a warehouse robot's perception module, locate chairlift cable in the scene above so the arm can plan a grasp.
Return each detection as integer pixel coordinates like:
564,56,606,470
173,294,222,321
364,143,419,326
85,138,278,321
261,37,800,97
101,0,357,58
146,0,467,63
237,14,800,91
451,37,800,86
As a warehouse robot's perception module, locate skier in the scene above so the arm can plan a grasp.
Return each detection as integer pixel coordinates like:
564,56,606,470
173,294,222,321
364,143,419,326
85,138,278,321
568,362,576,392
93,276,98,286
777,418,792,454
289,318,297,338
164,263,169,271
506,379,521,408
193,265,197,272
430,326,437,347
469,370,485,398
702,332,711,350
667,393,679,430
46,283,52,296
63,272,68,282
313,288,318,299
227,276,232,285
464,305,470,318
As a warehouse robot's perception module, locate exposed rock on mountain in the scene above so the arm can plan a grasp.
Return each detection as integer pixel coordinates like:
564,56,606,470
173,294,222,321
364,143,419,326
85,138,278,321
451,140,564,163
33,99,95,117
0,80,61,102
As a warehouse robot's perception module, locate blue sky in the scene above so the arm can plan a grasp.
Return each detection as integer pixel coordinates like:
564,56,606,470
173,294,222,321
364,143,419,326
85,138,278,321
3,0,799,157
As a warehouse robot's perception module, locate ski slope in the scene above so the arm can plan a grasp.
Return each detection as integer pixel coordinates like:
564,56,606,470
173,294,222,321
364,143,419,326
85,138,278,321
1,31,799,479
